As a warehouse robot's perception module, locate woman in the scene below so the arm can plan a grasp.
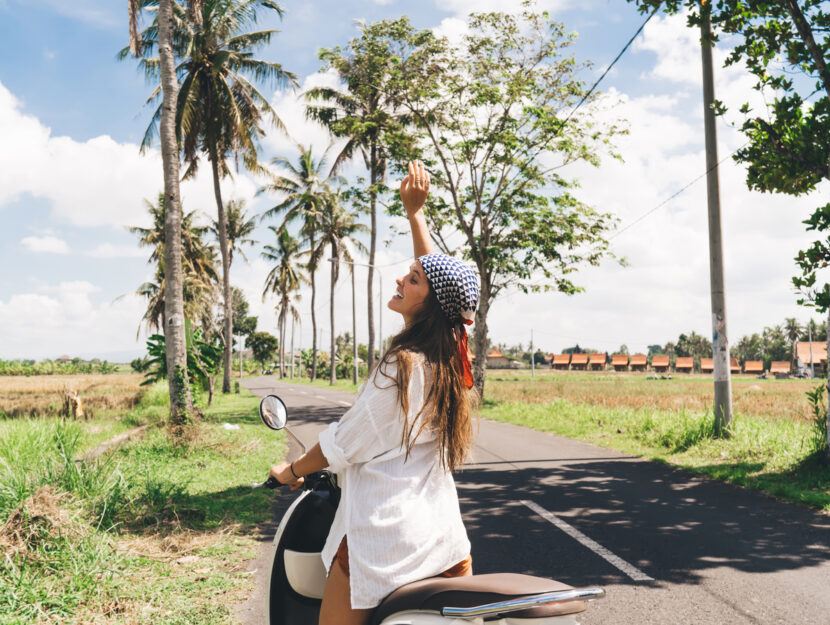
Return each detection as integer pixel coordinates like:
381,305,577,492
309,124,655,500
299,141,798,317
269,161,479,625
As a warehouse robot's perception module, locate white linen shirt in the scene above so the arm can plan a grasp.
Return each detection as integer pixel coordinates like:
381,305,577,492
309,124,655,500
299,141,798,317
318,354,471,610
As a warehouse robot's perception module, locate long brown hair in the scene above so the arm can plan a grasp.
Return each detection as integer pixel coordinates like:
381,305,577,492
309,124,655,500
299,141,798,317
375,286,476,473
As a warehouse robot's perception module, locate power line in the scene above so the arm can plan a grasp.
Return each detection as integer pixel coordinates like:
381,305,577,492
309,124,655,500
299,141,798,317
556,6,659,135
609,145,743,242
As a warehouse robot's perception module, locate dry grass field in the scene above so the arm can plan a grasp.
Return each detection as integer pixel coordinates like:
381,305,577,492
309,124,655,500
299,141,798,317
485,369,819,423
0,373,145,419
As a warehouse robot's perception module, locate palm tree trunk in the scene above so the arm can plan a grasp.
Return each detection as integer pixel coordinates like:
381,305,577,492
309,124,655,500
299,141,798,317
310,233,318,381
158,0,192,425
209,144,233,394
331,242,337,386
366,145,377,373
279,304,286,378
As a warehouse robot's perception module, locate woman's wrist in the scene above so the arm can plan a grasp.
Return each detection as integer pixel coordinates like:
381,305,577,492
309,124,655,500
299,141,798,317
289,462,300,479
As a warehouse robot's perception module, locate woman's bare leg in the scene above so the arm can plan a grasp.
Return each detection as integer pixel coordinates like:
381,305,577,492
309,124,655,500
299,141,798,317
319,562,372,625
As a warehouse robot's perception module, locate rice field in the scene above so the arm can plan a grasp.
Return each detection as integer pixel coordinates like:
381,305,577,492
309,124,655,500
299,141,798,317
485,369,820,423
0,373,145,419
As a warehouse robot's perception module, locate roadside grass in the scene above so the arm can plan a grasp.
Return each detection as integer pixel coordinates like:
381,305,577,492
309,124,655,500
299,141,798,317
0,386,286,625
266,374,363,395
480,398,830,511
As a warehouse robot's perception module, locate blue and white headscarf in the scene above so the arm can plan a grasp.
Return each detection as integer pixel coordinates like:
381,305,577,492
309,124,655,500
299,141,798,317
418,254,479,326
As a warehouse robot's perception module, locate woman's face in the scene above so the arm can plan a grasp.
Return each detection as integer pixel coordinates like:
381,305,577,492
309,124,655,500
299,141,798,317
388,261,431,324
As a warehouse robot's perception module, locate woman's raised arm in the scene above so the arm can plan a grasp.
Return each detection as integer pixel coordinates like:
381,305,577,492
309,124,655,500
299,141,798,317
400,161,435,258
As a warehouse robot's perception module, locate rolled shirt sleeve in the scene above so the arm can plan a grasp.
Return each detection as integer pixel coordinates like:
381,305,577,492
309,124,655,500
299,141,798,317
318,360,427,474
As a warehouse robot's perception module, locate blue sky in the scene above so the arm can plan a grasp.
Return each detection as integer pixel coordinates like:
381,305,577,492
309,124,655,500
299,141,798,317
0,0,825,360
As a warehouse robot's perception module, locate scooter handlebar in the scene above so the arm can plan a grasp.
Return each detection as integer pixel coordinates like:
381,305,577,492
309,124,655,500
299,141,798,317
252,476,283,489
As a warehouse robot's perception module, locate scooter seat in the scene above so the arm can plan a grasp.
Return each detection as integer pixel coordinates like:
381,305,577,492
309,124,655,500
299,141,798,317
370,573,586,624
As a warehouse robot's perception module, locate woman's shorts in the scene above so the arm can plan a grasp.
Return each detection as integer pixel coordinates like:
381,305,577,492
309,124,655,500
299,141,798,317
333,536,472,578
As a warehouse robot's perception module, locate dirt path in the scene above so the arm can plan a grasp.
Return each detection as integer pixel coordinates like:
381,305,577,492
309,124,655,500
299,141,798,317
80,424,149,462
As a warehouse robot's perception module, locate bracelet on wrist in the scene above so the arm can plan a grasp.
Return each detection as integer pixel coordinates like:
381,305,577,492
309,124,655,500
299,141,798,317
289,462,300,480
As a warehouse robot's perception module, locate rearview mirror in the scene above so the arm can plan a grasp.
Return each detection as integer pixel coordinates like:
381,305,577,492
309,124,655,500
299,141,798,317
259,395,287,430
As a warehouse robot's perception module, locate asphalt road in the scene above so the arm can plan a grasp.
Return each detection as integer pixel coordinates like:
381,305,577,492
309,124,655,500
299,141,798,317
235,377,830,625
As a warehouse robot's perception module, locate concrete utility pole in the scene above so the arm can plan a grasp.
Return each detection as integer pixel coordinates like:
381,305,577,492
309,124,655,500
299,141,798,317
700,3,733,434
290,316,296,380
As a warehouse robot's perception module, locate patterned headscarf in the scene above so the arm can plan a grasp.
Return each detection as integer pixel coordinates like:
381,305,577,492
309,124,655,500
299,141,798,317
418,253,479,388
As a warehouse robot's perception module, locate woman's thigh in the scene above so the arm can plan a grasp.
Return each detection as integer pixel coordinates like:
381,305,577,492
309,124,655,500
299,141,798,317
319,561,373,625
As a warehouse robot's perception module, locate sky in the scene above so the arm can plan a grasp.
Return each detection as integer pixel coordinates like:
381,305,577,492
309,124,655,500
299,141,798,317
0,0,826,361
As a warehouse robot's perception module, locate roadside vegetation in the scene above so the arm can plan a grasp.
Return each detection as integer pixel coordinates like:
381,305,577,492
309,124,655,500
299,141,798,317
482,371,830,511
0,382,285,625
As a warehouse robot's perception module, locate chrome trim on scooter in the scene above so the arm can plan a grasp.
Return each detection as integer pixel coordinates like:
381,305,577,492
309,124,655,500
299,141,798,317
440,587,605,619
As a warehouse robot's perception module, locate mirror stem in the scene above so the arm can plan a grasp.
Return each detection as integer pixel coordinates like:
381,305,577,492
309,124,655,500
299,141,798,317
284,426,307,454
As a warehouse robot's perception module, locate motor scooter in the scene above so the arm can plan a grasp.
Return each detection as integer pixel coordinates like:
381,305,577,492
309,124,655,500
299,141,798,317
255,394,605,625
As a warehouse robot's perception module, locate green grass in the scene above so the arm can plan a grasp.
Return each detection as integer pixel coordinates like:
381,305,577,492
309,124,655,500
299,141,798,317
481,399,830,511
273,374,363,395
0,386,287,625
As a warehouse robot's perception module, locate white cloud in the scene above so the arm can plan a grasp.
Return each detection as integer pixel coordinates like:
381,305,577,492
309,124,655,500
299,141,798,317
0,80,259,231
85,243,147,259
20,235,69,254
436,0,571,17
0,281,147,360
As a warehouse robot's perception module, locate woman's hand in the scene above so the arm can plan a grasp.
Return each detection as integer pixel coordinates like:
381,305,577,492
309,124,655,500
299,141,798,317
270,462,304,491
400,160,430,218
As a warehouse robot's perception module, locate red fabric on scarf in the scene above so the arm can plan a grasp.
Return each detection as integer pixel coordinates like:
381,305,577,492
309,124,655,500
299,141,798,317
457,324,474,389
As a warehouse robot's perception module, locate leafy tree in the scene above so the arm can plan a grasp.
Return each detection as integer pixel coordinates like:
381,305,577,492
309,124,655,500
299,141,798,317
381,6,621,395
262,227,307,378
131,356,151,373
246,331,279,371
230,287,258,340
647,344,662,356
630,0,830,459
127,0,296,396
306,19,414,373
261,144,343,381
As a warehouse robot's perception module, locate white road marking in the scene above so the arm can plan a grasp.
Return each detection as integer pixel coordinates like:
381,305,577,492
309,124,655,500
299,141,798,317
314,395,327,400
299,390,308,395
337,401,352,407
521,500,653,582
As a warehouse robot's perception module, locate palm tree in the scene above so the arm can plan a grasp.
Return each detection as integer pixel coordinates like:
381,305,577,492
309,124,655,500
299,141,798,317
262,227,307,378
211,198,257,267
128,0,195,422
306,23,410,373
784,317,802,366
261,144,343,381
307,192,368,385
128,0,297,395
129,194,219,337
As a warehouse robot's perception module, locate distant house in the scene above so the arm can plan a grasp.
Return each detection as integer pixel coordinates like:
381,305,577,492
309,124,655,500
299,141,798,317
744,360,763,374
675,357,694,373
611,354,629,371
700,358,714,373
552,354,571,370
570,353,589,370
770,361,791,378
57,354,72,363
589,353,607,371
730,357,740,374
796,341,827,376
486,349,512,369
630,354,648,372
652,355,670,373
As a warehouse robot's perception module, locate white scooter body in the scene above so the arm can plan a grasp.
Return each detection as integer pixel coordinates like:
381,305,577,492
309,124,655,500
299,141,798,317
257,395,604,625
